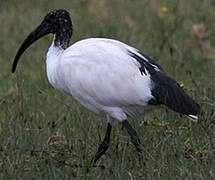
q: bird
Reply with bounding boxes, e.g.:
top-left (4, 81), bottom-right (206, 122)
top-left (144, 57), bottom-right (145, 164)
top-left (12, 9), bottom-right (200, 164)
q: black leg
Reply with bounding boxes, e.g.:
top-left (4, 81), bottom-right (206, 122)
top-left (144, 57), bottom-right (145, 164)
top-left (122, 120), bottom-right (142, 153)
top-left (91, 123), bottom-right (112, 165)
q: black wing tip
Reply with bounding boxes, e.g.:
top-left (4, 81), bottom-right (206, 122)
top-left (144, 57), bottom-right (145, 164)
top-left (187, 102), bottom-right (201, 121)
top-left (187, 102), bottom-right (201, 120)
top-left (188, 114), bottom-right (198, 121)
top-left (151, 72), bottom-right (201, 120)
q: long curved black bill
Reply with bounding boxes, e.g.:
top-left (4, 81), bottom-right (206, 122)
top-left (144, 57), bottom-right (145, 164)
top-left (12, 23), bottom-right (49, 73)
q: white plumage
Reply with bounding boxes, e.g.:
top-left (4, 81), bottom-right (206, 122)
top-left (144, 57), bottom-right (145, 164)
top-left (47, 38), bottom-right (154, 121)
top-left (12, 9), bottom-right (200, 164)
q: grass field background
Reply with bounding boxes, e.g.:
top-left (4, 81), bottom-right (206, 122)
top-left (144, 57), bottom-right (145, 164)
top-left (0, 0), bottom-right (215, 179)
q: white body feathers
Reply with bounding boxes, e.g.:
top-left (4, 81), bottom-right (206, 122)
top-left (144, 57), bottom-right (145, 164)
top-left (46, 38), bottom-right (155, 121)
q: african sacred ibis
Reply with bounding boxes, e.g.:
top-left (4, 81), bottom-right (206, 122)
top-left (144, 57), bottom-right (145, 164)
top-left (12, 9), bottom-right (200, 164)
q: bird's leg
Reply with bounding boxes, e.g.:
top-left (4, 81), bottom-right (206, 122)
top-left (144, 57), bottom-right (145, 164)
top-left (91, 123), bottom-right (112, 165)
top-left (122, 120), bottom-right (142, 154)
top-left (123, 120), bottom-right (146, 170)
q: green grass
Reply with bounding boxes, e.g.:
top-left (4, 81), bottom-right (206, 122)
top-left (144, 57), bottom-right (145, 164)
top-left (0, 0), bottom-right (215, 179)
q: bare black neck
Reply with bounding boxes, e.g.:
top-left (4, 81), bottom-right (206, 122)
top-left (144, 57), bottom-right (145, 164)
top-left (43, 10), bottom-right (73, 49)
top-left (54, 18), bottom-right (73, 49)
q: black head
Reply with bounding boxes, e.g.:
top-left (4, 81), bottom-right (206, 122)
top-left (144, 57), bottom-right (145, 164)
top-left (12, 9), bottom-right (73, 73)
top-left (43, 9), bottom-right (73, 48)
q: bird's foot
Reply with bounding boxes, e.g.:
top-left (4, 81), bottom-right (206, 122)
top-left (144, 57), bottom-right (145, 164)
top-left (90, 140), bottom-right (109, 165)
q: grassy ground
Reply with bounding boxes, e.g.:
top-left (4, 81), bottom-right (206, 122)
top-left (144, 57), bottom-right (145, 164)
top-left (0, 0), bottom-right (215, 179)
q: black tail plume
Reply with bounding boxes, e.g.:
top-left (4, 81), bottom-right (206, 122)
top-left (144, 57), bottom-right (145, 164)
top-left (150, 72), bottom-right (200, 120)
